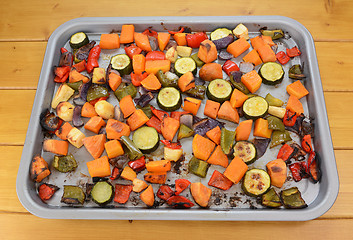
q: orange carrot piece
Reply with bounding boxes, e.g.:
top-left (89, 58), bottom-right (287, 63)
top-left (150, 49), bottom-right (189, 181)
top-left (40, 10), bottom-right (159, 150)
top-left (241, 70), bottom-right (262, 93)
top-left (86, 156), bottom-right (111, 178)
top-left (121, 166), bottom-right (137, 181)
top-left (140, 72), bottom-right (162, 90)
top-left (173, 33), bottom-right (187, 46)
top-left (82, 134), bottom-right (106, 159)
top-left (108, 72), bottom-right (122, 92)
top-left (286, 95), bottom-right (304, 114)
top-left (266, 159), bottom-right (287, 188)
top-left (134, 32), bottom-right (152, 52)
top-left (127, 109), bottom-right (150, 131)
top-left (242, 49), bottom-right (263, 66)
top-left (178, 71), bottom-right (195, 92)
top-left (30, 155), bottom-right (51, 182)
top-left (144, 60), bottom-right (171, 75)
top-left (206, 126), bottom-right (221, 145)
top-left (132, 54), bottom-right (146, 74)
top-left (286, 80), bottom-right (309, 99)
top-left (43, 139), bottom-right (68, 156)
top-left (81, 102), bottom-right (98, 118)
top-left (119, 95), bottom-right (136, 118)
top-left (227, 37), bottom-right (251, 58)
top-left (235, 120), bottom-right (253, 141)
top-left (106, 119), bottom-right (131, 140)
top-left (217, 101), bottom-right (239, 123)
top-left (250, 36), bottom-right (276, 63)
top-left (192, 134), bottom-right (216, 161)
top-left (158, 32), bottom-right (171, 51)
top-left (146, 160), bottom-right (171, 172)
top-left (144, 172), bottom-right (167, 184)
top-left (207, 145), bottom-right (229, 168)
top-left (104, 140), bottom-right (124, 159)
top-left (99, 33), bottom-right (120, 49)
top-left (198, 62), bottom-right (223, 82)
top-left (223, 156), bottom-right (248, 183)
top-left (55, 122), bottom-right (73, 140)
top-left (190, 182), bottom-right (212, 208)
top-left (84, 116), bottom-right (106, 134)
top-left (140, 185), bottom-right (155, 207)
top-left (69, 69), bottom-right (89, 83)
top-left (204, 99), bottom-right (221, 119)
top-left (230, 88), bottom-right (249, 108)
top-left (161, 117), bottom-right (180, 141)
top-left (262, 35), bottom-right (276, 47)
top-left (198, 40), bottom-right (218, 63)
top-left (182, 97), bottom-right (202, 116)
top-left (120, 24), bottom-right (135, 44)
top-left (253, 118), bottom-right (273, 138)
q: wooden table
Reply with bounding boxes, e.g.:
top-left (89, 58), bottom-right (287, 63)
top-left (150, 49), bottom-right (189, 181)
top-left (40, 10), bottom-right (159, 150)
top-left (1, 0), bottom-right (352, 239)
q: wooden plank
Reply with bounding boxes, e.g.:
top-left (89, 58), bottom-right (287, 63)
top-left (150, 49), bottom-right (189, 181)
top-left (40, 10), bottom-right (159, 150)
top-left (0, 0), bottom-right (353, 41)
top-left (0, 213), bottom-right (352, 240)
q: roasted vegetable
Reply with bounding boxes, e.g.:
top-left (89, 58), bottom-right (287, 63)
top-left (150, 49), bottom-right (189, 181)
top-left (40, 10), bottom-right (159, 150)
top-left (288, 64), bottom-right (305, 80)
top-left (61, 185), bottom-right (85, 205)
top-left (120, 135), bottom-right (144, 160)
top-left (56, 101), bottom-right (74, 122)
top-left (260, 28), bottom-right (284, 40)
top-left (280, 187), bottom-right (307, 209)
top-left (40, 109), bottom-right (62, 132)
top-left (30, 155), bottom-right (51, 182)
top-left (114, 83), bottom-right (137, 101)
top-left (185, 85), bottom-right (206, 100)
top-left (38, 183), bottom-right (59, 202)
top-left (233, 141), bottom-right (257, 165)
top-left (177, 124), bottom-right (194, 140)
top-left (91, 181), bottom-right (114, 206)
top-left (132, 126), bottom-right (160, 154)
top-left (167, 195), bottom-right (194, 209)
top-left (220, 128), bottom-right (236, 155)
top-left (51, 84), bottom-right (75, 109)
top-left (188, 157), bottom-right (209, 178)
top-left (270, 130), bottom-right (292, 148)
top-left (190, 182), bottom-right (212, 208)
top-left (242, 169), bottom-right (271, 197)
top-left (266, 116), bottom-right (285, 131)
top-left (252, 138), bottom-right (271, 159)
top-left (74, 41), bottom-right (95, 63)
top-left (86, 84), bottom-right (109, 102)
top-left (94, 100), bottom-right (114, 119)
top-left (70, 32), bottom-right (89, 49)
top-left (242, 96), bottom-right (269, 119)
top-left (261, 188), bottom-right (282, 208)
top-left (52, 154), bottom-right (77, 173)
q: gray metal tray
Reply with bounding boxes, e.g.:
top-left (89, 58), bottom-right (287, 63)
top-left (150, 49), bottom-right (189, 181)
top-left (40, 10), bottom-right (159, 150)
top-left (16, 16), bottom-right (339, 220)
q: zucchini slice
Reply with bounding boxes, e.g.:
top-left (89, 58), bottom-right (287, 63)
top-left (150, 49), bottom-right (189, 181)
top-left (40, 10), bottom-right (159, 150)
top-left (132, 126), bottom-right (160, 154)
top-left (242, 169), bottom-right (271, 197)
top-left (242, 96), bottom-right (269, 119)
top-left (69, 32), bottom-right (89, 49)
top-left (206, 79), bottom-right (232, 103)
top-left (157, 87), bottom-right (182, 111)
top-left (210, 28), bottom-right (233, 41)
top-left (233, 141), bottom-right (257, 165)
top-left (259, 62), bottom-right (284, 85)
top-left (174, 57), bottom-right (197, 77)
top-left (90, 181), bottom-right (114, 206)
top-left (110, 54), bottom-right (132, 76)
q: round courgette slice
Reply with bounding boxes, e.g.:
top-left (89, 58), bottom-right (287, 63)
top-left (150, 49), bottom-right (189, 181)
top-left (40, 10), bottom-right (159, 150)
top-left (91, 181), bottom-right (114, 206)
top-left (69, 32), bottom-right (89, 49)
top-left (110, 54), bottom-right (132, 76)
top-left (210, 28), bottom-right (233, 41)
top-left (259, 62), bottom-right (284, 85)
top-left (157, 87), bottom-right (182, 111)
top-left (174, 57), bottom-right (197, 77)
top-left (242, 169), bottom-right (271, 197)
top-left (132, 126), bottom-right (160, 154)
top-left (233, 141), bottom-right (257, 165)
top-left (242, 96), bottom-right (269, 119)
top-left (206, 79), bottom-right (232, 103)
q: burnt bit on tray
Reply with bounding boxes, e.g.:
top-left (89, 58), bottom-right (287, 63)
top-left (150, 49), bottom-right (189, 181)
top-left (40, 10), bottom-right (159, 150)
top-left (229, 193), bottom-right (242, 207)
top-left (212, 192), bottom-right (227, 206)
top-left (172, 154), bottom-right (186, 174)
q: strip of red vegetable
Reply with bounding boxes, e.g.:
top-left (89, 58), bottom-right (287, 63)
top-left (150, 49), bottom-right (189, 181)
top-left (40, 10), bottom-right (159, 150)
top-left (109, 167), bottom-right (121, 180)
top-left (160, 140), bottom-right (182, 149)
top-left (277, 143), bottom-right (294, 162)
top-left (131, 72), bottom-right (148, 87)
top-left (175, 179), bottom-right (191, 195)
top-left (128, 156), bottom-right (146, 172)
top-left (125, 44), bottom-right (142, 59)
top-left (287, 46), bottom-right (301, 57)
top-left (146, 116), bottom-right (162, 133)
top-left (38, 183), bottom-right (59, 201)
top-left (283, 109), bottom-right (298, 127)
top-left (168, 27), bottom-right (184, 35)
top-left (276, 51), bottom-right (290, 65)
top-left (142, 28), bottom-right (158, 38)
top-left (301, 135), bottom-right (313, 153)
top-left (150, 106), bottom-right (169, 121)
top-left (222, 60), bottom-right (240, 76)
top-left (208, 170), bottom-right (233, 191)
top-left (72, 60), bottom-right (87, 72)
top-left (157, 185), bottom-right (175, 201)
top-left (167, 195), bottom-right (194, 208)
top-left (170, 111), bottom-right (189, 121)
top-left (145, 51), bottom-right (165, 61)
top-left (114, 184), bottom-right (133, 204)
top-left (186, 32), bottom-right (208, 48)
top-left (86, 45), bottom-right (101, 73)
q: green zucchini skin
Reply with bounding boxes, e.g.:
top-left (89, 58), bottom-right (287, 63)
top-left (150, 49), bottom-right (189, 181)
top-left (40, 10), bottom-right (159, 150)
top-left (206, 79), bottom-right (232, 103)
top-left (132, 126), bottom-right (160, 154)
top-left (258, 62), bottom-right (284, 85)
top-left (242, 96), bottom-right (269, 120)
top-left (233, 141), bottom-right (257, 165)
top-left (174, 57), bottom-right (197, 77)
top-left (90, 181), bottom-right (114, 206)
top-left (242, 169), bottom-right (271, 197)
top-left (70, 32), bottom-right (89, 49)
top-left (157, 87), bottom-right (182, 111)
top-left (110, 54), bottom-right (132, 76)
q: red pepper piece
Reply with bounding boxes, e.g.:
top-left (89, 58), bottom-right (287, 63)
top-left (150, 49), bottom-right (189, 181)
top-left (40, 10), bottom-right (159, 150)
top-left (54, 72), bottom-right (69, 83)
top-left (277, 143), bottom-right (294, 162)
top-left (308, 152), bottom-right (321, 183)
top-left (170, 111), bottom-right (189, 121)
top-left (86, 45), bottom-right (101, 73)
top-left (38, 183), bottom-right (59, 201)
top-left (145, 51), bottom-right (166, 61)
top-left (125, 44), bottom-right (142, 59)
top-left (128, 156), bottom-right (146, 172)
top-left (72, 60), bottom-right (87, 72)
top-left (54, 66), bottom-right (71, 79)
top-left (186, 32), bottom-right (208, 48)
top-left (110, 167), bottom-right (121, 180)
top-left (142, 28), bottom-right (158, 38)
top-left (167, 195), bottom-right (194, 208)
top-left (114, 184), bottom-right (133, 204)
top-left (208, 170), bottom-right (233, 191)
top-left (301, 134), bottom-right (313, 153)
top-left (157, 185), bottom-right (175, 201)
top-left (286, 46), bottom-right (301, 57)
top-left (289, 163), bottom-right (302, 182)
top-left (60, 47), bottom-right (68, 53)
top-left (276, 51), bottom-right (290, 65)
top-left (160, 140), bottom-right (182, 149)
top-left (150, 106), bottom-right (169, 121)
top-left (222, 60), bottom-right (240, 76)
top-left (283, 109), bottom-right (298, 127)
top-left (168, 27), bottom-right (185, 35)
top-left (89, 96), bottom-right (109, 106)
top-left (175, 179), bottom-right (191, 195)
top-left (131, 71), bottom-right (148, 87)
top-left (146, 116), bottom-right (162, 133)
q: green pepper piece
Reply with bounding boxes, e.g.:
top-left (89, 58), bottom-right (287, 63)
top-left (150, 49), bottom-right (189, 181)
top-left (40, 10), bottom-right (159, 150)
top-left (260, 29), bottom-right (284, 40)
top-left (114, 83), bottom-right (137, 101)
top-left (280, 187), bottom-right (307, 209)
top-left (270, 130), bottom-right (292, 148)
top-left (266, 116), bottom-right (285, 132)
top-left (177, 124), bottom-right (194, 140)
top-left (220, 128), bottom-right (236, 155)
top-left (156, 70), bottom-right (178, 88)
top-left (229, 78), bottom-right (250, 95)
top-left (265, 93), bottom-right (284, 107)
top-left (185, 85), bottom-right (206, 100)
top-left (61, 185), bottom-right (85, 204)
top-left (261, 188), bottom-right (282, 208)
top-left (86, 84), bottom-right (109, 102)
top-left (52, 154), bottom-right (78, 173)
top-left (191, 52), bottom-right (205, 67)
top-left (66, 80), bottom-right (83, 92)
top-left (137, 104), bottom-right (152, 118)
top-left (188, 157), bottom-right (209, 178)
top-left (288, 65), bottom-right (305, 80)
top-left (120, 135), bottom-right (144, 160)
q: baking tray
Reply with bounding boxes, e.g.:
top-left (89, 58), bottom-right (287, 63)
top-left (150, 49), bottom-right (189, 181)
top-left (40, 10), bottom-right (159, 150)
top-left (16, 16), bottom-right (339, 220)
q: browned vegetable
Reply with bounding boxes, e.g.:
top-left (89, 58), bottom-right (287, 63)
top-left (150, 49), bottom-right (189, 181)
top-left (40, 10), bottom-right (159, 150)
top-left (30, 155), bottom-right (51, 182)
